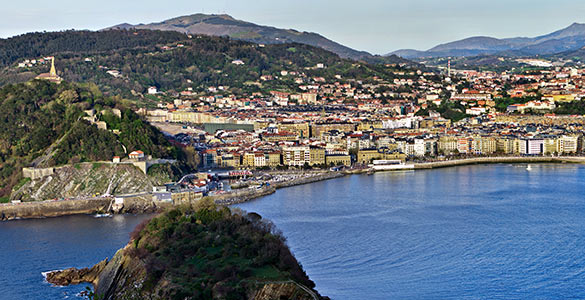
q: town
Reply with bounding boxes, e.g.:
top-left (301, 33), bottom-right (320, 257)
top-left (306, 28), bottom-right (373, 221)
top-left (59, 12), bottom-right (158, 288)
top-left (134, 59), bottom-right (585, 170)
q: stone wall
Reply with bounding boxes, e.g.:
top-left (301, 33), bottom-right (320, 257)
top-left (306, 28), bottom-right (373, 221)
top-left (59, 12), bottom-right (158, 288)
top-left (22, 167), bottom-right (54, 180)
top-left (0, 199), bottom-right (110, 221)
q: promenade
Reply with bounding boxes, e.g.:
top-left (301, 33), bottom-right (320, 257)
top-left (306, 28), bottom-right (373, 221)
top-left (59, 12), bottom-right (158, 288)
top-left (414, 156), bottom-right (585, 170)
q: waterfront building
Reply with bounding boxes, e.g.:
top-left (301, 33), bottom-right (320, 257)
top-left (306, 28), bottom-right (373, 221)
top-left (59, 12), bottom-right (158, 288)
top-left (266, 152), bottom-right (282, 167)
top-left (438, 136), bottom-right (458, 155)
top-left (283, 146), bottom-right (311, 166)
top-left (519, 139), bottom-right (544, 155)
top-left (325, 154), bottom-right (351, 166)
top-left (309, 147), bottom-right (326, 166)
top-left (557, 135), bottom-right (579, 154)
top-left (357, 148), bottom-right (406, 164)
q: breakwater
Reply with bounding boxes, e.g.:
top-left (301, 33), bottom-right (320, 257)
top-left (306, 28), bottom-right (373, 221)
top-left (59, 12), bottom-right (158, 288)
top-left (216, 171), bottom-right (345, 205)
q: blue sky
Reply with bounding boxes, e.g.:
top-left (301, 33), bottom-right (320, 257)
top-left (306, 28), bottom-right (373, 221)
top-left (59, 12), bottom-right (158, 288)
top-left (2, 0), bottom-right (585, 54)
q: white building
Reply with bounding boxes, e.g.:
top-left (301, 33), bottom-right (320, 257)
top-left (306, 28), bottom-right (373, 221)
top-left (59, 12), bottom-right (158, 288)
top-left (148, 86), bottom-right (158, 94)
top-left (519, 139), bottom-right (544, 155)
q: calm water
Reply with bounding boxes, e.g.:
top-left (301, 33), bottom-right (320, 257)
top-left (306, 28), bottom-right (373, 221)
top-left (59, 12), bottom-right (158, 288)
top-left (3, 165), bottom-right (585, 299)
top-left (0, 214), bottom-right (151, 299)
top-left (236, 164), bottom-right (585, 299)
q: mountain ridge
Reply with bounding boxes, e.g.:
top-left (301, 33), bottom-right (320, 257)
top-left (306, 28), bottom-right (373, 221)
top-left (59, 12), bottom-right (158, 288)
top-left (389, 22), bottom-right (585, 58)
top-left (104, 13), bottom-right (410, 65)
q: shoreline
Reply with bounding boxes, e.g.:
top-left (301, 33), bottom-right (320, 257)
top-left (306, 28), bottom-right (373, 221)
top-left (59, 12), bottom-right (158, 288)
top-left (3, 157), bottom-right (585, 221)
top-left (412, 156), bottom-right (585, 170)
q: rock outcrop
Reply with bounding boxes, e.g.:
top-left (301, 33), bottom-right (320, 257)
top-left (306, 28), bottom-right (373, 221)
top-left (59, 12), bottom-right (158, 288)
top-left (45, 205), bottom-right (327, 299)
top-left (46, 258), bottom-right (108, 286)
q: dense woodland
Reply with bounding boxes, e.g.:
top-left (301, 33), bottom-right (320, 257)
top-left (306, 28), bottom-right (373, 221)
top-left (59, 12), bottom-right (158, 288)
top-left (126, 200), bottom-right (316, 300)
top-left (0, 30), bottom-right (187, 67)
top-left (0, 30), bottom-right (413, 98)
top-left (0, 80), bottom-right (185, 200)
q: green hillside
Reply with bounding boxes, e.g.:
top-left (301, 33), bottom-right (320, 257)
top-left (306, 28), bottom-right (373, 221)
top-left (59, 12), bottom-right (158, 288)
top-left (0, 30), bottom-right (414, 98)
top-left (0, 80), bottom-right (183, 199)
top-left (114, 200), bottom-right (321, 299)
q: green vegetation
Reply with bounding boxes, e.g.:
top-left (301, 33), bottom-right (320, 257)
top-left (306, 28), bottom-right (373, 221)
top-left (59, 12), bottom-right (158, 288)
top-left (416, 101), bottom-right (469, 122)
top-left (0, 29), bottom-right (187, 67)
top-left (127, 199), bottom-right (315, 300)
top-left (494, 95), bottom-right (541, 112)
top-left (0, 80), bottom-right (188, 198)
top-left (12, 177), bottom-right (31, 192)
top-left (0, 30), bottom-right (416, 99)
top-left (554, 101), bottom-right (585, 115)
top-left (0, 196), bottom-right (9, 203)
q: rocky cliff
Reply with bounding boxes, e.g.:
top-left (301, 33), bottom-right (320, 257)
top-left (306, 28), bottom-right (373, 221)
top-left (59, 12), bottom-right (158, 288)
top-left (12, 163), bottom-right (157, 201)
top-left (46, 201), bottom-right (327, 299)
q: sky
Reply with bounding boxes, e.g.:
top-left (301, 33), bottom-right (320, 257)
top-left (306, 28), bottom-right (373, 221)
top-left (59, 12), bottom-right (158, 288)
top-left (2, 0), bottom-right (585, 55)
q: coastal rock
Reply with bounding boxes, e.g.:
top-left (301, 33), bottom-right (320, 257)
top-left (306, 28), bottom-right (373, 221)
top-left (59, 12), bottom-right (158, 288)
top-left (46, 204), bottom-right (326, 299)
top-left (251, 282), bottom-right (324, 300)
top-left (46, 258), bottom-right (108, 286)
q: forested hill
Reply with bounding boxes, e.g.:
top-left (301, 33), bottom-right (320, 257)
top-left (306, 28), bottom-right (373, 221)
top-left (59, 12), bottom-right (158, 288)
top-left (0, 80), bottom-right (183, 199)
top-left (92, 200), bottom-right (325, 299)
top-left (0, 30), bottom-right (187, 67)
top-left (0, 29), bottom-right (417, 98)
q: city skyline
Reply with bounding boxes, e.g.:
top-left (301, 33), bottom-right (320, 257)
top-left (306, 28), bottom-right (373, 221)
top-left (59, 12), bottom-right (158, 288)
top-left (1, 0), bottom-right (585, 54)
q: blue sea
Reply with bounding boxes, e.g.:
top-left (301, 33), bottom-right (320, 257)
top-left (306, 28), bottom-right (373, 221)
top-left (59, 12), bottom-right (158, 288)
top-left (3, 164), bottom-right (585, 299)
top-left (236, 164), bottom-right (585, 299)
top-left (0, 214), bottom-right (151, 299)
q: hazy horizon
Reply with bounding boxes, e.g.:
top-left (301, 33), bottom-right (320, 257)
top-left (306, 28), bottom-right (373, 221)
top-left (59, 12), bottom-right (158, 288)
top-left (1, 0), bottom-right (585, 55)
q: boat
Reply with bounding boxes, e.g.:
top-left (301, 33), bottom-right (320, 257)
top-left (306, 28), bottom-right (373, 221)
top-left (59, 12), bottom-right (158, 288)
top-left (526, 165), bottom-right (532, 171)
top-left (368, 160), bottom-right (415, 171)
top-left (94, 213), bottom-right (113, 218)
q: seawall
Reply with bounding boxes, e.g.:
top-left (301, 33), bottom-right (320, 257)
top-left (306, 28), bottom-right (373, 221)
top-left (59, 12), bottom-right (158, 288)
top-left (0, 195), bottom-right (171, 221)
top-left (414, 156), bottom-right (585, 170)
top-left (216, 171), bottom-right (345, 205)
top-left (0, 199), bottom-right (111, 221)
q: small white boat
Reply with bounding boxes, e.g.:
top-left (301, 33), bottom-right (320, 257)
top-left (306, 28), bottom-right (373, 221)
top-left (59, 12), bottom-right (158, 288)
top-left (94, 213), bottom-right (112, 218)
top-left (526, 165), bottom-right (532, 171)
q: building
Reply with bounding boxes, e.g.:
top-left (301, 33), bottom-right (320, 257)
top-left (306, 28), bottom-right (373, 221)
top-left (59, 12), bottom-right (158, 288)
top-left (277, 122), bottom-right (310, 138)
top-left (261, 131), bottom-right (298, 142)
top-left (35, 57), bottom-right (62, 83)
top-left (438, 136), bottom-right (458, 155)
top-left (357, 148), bottom-right (406, 164)
top-left (507, 101), bottom-right (555, 113)
top-left (557, 135), bottom-right (579, 154)
top-left (266, 152), bottom-right (282, 167)
top-left (519, 139), bottom-right (544, 155)
top-left (457, 138), bottom-right (473, 154)
top-left (253, 153), bottom-right (267, 167)
top-left (148, 86), bottom-right (158, 94)
top-left (283, 146), bottom-right (310, 166)
top-left (129, 150), bottom-right (145, 161)
top-left (451, 91), bottom-right (492, 102)
top-left (309, 147), bottom-right (326, 166)
top-left (311, 122), bottom-right (356, 138)
top-left (325, 154), bottom-right (351, 166)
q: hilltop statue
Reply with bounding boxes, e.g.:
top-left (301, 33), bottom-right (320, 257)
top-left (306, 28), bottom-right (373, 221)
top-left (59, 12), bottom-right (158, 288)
top-left (35, 56), bottom-right (62, 83)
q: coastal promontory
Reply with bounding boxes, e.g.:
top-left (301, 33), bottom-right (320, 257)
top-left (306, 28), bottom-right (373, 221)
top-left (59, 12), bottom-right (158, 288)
top-left (47, 199), bottom-right (326, 300)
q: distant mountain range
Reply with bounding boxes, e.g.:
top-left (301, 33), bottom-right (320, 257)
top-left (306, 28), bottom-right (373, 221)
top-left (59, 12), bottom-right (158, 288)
top-left (104, 13), bottom-right (410, 65)
top-left (389, 23), bottom-right (585, 59)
